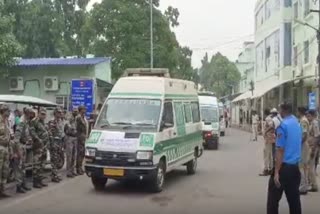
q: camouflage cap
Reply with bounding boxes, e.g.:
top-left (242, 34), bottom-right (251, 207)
top-left (0, 104), bottom-right (9, 111)
top-left (39, 108), bottom-right (47, 114)
top-left (54, 106), bottom-right (63, 113)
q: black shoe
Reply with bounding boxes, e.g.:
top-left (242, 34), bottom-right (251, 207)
top-left (21, 184), bottom-right (31, 191)
top-left (67, 174), bottom-right (74, 178)
top-left (309, 188), bottom-right (318, 192)
top-left (33, 182), bottom-right (43, 189)
top-left (300, 191), bottom-right (308, 195)
top-left (259, 170), bottom-right (269, 176)
top-left (40, 180), bottom-right (48, 187)
top-left (77, 170), bottom-right (84, 175)
top-left (52, 177), bottom-right (60, 183)
top-left (72, 172), bottom-right (78, 176)
top-left (17, 186), bottom-right (27, 194)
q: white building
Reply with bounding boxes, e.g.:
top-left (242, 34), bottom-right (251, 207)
top-left (292, 0), bottom-right (319, 108)
top-left (233, 0), bottom-right (294, 120)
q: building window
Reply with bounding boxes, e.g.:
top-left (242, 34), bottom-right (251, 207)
top-left (265, 0), bottom-right (271, 19)
top-left (56, 96), bottom-right (70, 110)
top-left (284, 23), bottom-right (292, 66)
top-left (284, 0), bottom-right (292, 7)
top-left (293, 46), bottom-right (298, 66)
top-left (294, 2), bottom-right (298, 19)
top-left (275, 0), bottom-right (281, 10)
top-left (304, 0), bottom-right (310, 17)
top-left (304, 40), bottom-right (309, 64)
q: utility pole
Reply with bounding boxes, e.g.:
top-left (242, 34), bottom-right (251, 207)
top-left (310, 1), bottom-right (320, 106)
top-left (150, 0), bottom-right (154, 69)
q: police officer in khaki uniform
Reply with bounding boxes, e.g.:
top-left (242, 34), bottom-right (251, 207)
top-left (261, 109), bottom-right (275, 176)
top-left (297, 107), bottom-right (310, 195)
top-left (76, 106), bottom-right (88, 175)
top-left (252, 110), bottom-right (259, 141)
top-left (306, 109), bottom-right (319, 192)
top-left (64, 108), bottom-right (78, 178)
top-left (0, 105), bottom-right (11, 194)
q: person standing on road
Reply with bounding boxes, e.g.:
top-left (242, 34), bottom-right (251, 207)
top-left (297, 107), bottom-right (310, 195)
top-left (76, 106), bottom-right (88, 175)
top-left (14, 108), bottom-right (33, 193)
top-left (260, 109), bottom-right (275, 176)
top-left (306, 109), bottom-right (319, 192)
top-left (0, 105), bottom-right (11, 195)
top-left (48, 107), bottom-right (64, 183)
top-left (29, 108), bottom-right (49, 188)
top-left (267, 103), bottom-right (302, 214)
top-left (64, 108), bottom-right (78, 178)
top-left (252, 110), bottom-right (259, 141)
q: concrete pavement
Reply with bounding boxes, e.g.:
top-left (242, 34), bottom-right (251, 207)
top-left (0, 128), bottom-right (319, 214)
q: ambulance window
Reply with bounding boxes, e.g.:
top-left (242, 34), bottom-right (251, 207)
top-left (191, 102), bottom-right (200, 123)
top-left (162, 102), bottom-right (174, 125)
top-left (184, 103), bottom-right (192, 123)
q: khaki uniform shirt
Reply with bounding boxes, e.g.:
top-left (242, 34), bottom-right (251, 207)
top-left (264, 115), bottom-right (275, 144)
top-left (308, 119), bottom-right (320, 148)
top-left (300, 116), bottom-right (309, 143)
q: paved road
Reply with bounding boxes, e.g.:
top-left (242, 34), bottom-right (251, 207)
top-left (1, 129), bottom-right (319, 214)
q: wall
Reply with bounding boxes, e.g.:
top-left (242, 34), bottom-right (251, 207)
top-left (94, 61), bottom-right (112, 83)
top-left (0, 65), bottom-right (95, 105)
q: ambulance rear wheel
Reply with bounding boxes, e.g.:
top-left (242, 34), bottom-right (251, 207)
top-left (92, 176), bottom-right (108, 191)
top-left (186, 151), bottom-right (198, 175)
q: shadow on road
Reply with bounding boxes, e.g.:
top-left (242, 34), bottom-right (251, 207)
top-left (88, 169), bottom-right (195, 196)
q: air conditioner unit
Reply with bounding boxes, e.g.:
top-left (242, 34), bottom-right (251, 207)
top-left (9, 76), bottom-right (24, 91)
top-left (44, 76), bottom-right (59, 91)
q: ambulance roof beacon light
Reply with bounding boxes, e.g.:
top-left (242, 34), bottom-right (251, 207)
top-left (122, 68), bottom-right (170, 78)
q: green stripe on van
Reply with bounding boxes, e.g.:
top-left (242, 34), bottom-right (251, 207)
top-left (154, 131), bottom-right (202, 156)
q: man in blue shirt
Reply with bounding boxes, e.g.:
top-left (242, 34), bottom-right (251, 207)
top-left (267, 103), bottom-right (302, 214)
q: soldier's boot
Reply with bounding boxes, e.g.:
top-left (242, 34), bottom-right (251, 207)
top-left (39, 179), bottom-right (48, 187)
top-left (51, 177), bottom-right (60, 183)
top-left (17, 185), bottom-right (27, 194)
top-left (33, 178), bottom-right (43, 189)
top-left (21, 183), bottom-right (31, 191)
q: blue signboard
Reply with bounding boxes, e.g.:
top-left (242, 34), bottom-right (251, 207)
top-left (309, 92), bottom-right (316, 110)
top-left (71, 79), bottom-right (94, 118)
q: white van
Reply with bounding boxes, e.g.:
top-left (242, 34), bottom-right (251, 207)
top-left (198, 93), bottom-right (220, 150)
top-left (85, 69), bottom-right (203, 193)
top-left (218, 102), bottom-right (226, 136)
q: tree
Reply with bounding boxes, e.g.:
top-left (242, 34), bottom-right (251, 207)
top-left (0, 1), bottom-right (21, 74)
top-left (89, 0), bottom-right (194, 80)
top-left (199, 52), bottom-right (240, 97)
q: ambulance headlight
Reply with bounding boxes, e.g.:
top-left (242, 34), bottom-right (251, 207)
top-left (85, 147), bottom-right (96, 157)
top-left (136, 151), bottom-right (153, 160)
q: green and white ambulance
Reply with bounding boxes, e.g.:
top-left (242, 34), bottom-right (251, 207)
top-left (85, 69), bottom-right (203, 192)
top-left (198, 92), bottom-right (220, 150)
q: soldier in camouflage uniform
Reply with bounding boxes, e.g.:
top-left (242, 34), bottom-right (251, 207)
top-left (0, 105), bottom-right (11, 194)
top-left (14, 108), bottom-right (33, 193)
top-left (64, 108), bottom-right (78, 177)
top-left (48, 107), bottom-right (64, 182)
top-left (76, 106), bottom-right (88, 175)
top-left (30, 108), bottom-right (49, 188)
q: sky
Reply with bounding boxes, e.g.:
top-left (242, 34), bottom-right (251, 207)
top-left (88, 0), bottom-right (256, 68)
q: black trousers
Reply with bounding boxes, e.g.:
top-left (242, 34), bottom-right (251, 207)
top-left (267, 164), bottom-right (301, 214)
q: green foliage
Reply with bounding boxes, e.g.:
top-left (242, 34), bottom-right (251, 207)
top-left (0, 1), bottom-right (22, 72)
top-left (200, 52), bottom-right (241, 97)
top-left (1, 0), bottom-right (195, 81)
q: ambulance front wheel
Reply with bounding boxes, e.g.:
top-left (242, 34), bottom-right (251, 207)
top-left (92, 176), bottom-right (108, 191)
top-left (150, 159), bottom-right (166, 193)
top-left (186, 150), bottom-right (198, 175)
